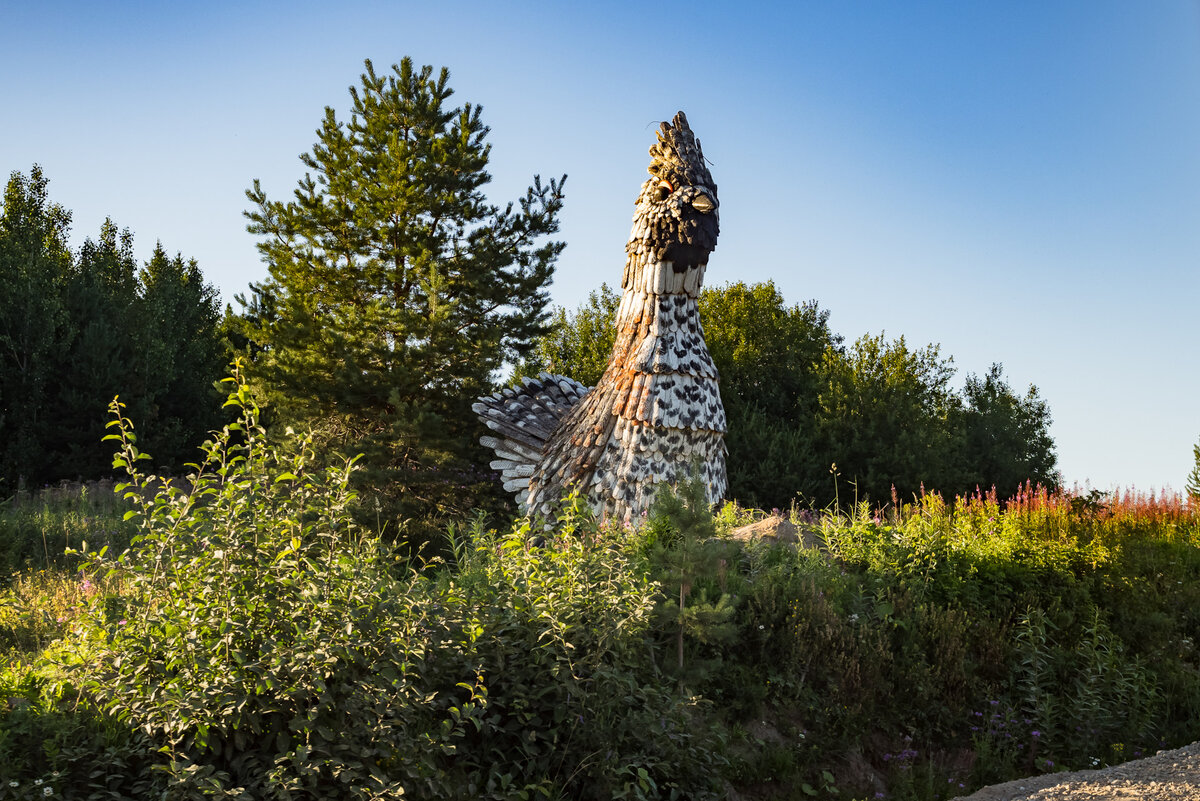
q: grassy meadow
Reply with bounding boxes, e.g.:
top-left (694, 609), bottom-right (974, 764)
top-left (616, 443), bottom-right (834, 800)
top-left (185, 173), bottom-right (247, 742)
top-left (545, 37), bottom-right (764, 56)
top-left (1, 394), bottom-right (1199, 800)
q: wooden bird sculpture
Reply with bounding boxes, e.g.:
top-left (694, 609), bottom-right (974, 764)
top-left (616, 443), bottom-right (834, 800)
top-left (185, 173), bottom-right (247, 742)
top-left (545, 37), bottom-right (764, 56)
top-left (473, 111), bottom-right (725, 525)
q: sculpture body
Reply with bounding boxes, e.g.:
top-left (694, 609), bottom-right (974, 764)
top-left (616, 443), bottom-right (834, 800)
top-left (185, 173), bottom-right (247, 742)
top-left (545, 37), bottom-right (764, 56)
top-left (473, 112), bottom-right (725, 524)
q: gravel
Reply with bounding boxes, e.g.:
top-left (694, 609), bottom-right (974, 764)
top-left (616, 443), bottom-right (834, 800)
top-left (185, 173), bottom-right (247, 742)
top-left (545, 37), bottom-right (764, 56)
top-left (949, 741), bottom-right (1200, 801)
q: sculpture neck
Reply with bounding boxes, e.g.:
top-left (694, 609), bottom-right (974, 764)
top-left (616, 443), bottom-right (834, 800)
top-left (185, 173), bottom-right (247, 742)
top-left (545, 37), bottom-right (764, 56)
top-left (618, 253), bottom-right (706, 314)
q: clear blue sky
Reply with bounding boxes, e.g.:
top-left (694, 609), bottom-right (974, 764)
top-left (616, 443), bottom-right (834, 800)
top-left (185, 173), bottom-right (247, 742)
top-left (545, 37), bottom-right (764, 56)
top-left (3, 1), bottom-right (1199, 493)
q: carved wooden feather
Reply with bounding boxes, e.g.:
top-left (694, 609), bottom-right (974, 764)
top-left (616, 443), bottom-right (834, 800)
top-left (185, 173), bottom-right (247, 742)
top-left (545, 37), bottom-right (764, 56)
top-left (474, 111), bottom-right (726, 524)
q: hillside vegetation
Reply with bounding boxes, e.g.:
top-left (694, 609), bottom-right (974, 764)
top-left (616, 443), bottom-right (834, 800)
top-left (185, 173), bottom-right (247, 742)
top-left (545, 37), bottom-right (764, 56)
top-left (0, 372), bottom-right (1196, 800)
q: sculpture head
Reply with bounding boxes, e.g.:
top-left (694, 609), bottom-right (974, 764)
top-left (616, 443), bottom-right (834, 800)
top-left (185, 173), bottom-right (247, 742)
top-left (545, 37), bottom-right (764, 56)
top-left (630, 111), bottom-right (719, 274)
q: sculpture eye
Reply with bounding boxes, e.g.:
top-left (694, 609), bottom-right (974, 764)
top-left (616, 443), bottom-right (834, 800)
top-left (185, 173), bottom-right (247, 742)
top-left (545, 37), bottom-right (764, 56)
top-left (653, 180), bottom-right (673, 202)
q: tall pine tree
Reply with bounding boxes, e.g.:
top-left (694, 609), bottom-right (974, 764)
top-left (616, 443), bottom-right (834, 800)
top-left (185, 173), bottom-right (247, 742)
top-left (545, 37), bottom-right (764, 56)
top-left (136, 243), bottom-right (225, 466)
top-left (240, 58), bottom-right (565, 535)
top-left (47, 218), bottom-right (141, 478)
top-left (0, 167), bottom-right (74, 491)
top-left (1186, 438), bottom-right (1200, 501)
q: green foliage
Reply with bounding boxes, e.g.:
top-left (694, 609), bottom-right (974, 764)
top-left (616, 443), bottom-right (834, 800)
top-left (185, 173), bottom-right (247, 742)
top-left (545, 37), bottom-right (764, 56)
top-left (817, 333), bottom-right (963, 504)
top-left (521, 280), bottom-right (1058, 509)
top-left (1187, 438), bottom-right (1200, 500)
top-left (514, 283), bottom-right (619, 387)
top-left (135, 242), bottom-right (228, 464)
top-left (0, 167), bottom-right (226, 493)
top-left (239, 58), bottom-right (566, 540)
top-left (0, 660), bottom-right (153, 796)
top-left (0, 166), bottom-right (74, 491)
top-left (0, 367), bottom-right (723, 798)
top-left (1012, 608), bottom-right (1161, 771)
top-left (433, 514), bottom-right (726, 800)
top-left (958, 364), bottom-right (1058, 498)
top-left (82, 369), bottom-right (468, 797)
top-left (47, 219), bottom-right (142, 480)
top-left (0, 361), bottom-right (1188, 800)
top-left (645, 472), bottom-right (739, 680)
top-left (699, 282), bottom-right (840, 508)
top-left (1, 481), bottom-right (1198, 799)
top-left (0, 481), bottom-right (134, 576)
top-left (725, 491), bottom-right (1194, 796)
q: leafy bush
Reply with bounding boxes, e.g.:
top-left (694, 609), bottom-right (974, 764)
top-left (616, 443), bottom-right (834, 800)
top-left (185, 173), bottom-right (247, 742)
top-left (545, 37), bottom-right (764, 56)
top-left (0, 366), bottom-right (725, 799)
top-left (76, 371), bottom-right (460, 797)
top-left (0, 658), bottom-right (153, 797)
top-left (431, 511), bottom-right (725, 800)
top-left (2, 366), bottom-right (1197, 799)
top-left (641, 471), bottom-right (739, 684)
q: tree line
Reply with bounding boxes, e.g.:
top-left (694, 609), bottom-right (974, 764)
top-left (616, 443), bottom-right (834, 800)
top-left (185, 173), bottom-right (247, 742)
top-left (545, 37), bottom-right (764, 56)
top-left (0, 167), bottom-right (227, 494)
top-left (3, 57), bottom-right (1064, 532)
top-left (519, 281), bottom-right (1059, 510)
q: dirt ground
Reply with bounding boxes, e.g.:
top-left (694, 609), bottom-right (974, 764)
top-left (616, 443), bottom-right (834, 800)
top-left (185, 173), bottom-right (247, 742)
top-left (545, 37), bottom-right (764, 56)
top-left (949, 741), bottom-right (1200, 801)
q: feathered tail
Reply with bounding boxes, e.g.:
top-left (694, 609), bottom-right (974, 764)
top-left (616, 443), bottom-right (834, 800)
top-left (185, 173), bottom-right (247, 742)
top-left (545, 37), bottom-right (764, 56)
top-left (473, 372), bottom-right (590, 511)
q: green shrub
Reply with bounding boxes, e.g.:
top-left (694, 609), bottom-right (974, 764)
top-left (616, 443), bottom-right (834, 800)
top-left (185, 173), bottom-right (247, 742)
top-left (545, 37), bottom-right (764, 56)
top-left (0, 658), bottom-right (153, 796)
top-left (3, 366), bottom-right (1199, 801)
top-left (642, 472), bottom-right (740, 685)
top-left (76, 371), bottom-right (460, 797)
top-left (693, 489), bottom-right (1199, 797)
top-left (431, 512), bottom-right (725, 800)
top-left (9, 366), bottom-right (727, 799)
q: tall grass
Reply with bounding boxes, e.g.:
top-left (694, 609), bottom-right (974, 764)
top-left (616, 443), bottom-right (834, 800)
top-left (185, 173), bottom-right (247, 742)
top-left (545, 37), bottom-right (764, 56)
top-left (709, 483), bottom-right (1200, 798)
top-left (1, 474), bottom-right (1198, 799)
top-left (0, 480), bottom-right (135, 576)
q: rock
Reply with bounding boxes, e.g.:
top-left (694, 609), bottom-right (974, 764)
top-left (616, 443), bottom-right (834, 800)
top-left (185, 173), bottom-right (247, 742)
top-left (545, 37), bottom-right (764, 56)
top-left (729, 514), bottom-right (822, 548)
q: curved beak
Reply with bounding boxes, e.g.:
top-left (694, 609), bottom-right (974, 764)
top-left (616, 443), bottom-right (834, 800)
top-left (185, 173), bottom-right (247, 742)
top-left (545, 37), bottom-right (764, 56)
top-left (691, 192), bottom-right (715, 214)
